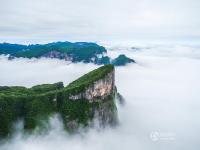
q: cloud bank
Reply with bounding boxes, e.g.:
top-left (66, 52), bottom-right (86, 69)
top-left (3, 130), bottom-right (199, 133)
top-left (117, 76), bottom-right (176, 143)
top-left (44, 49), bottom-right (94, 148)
top-left (0, 0), bottom-right (200, 43)
top-left (0, 43), bottom-right (200, 150)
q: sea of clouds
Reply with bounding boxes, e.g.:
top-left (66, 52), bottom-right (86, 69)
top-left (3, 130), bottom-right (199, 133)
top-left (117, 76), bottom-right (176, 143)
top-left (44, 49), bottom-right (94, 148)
top-left (0, 43), bottom-right (200, 150)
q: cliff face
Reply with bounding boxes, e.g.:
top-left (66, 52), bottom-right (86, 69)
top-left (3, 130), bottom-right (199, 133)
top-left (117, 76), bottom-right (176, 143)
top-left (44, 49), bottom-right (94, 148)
top-left (0, 65), bottom-right (118, 137)
top-left (42, 51), bottom-right (73, 61)
top-left (69, 70), bottom-right (115, 102)
top-left (61, 65), bottom-right (118, 129)
top-left (65, 70), bottom-right (118, 128)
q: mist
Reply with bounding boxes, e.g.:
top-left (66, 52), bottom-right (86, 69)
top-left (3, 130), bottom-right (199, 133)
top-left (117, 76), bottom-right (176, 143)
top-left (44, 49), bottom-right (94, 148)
top-left (0, 43), bottom-right (200, 150)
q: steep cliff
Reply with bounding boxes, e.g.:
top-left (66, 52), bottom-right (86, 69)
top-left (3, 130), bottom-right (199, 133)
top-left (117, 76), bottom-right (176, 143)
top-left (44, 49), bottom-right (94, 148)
top-left (0, 65), bottom-right (118, 137)
top-left (68, 68), bottom-right (114, 101)
top-left (60, 65), bottom-right (117, 129)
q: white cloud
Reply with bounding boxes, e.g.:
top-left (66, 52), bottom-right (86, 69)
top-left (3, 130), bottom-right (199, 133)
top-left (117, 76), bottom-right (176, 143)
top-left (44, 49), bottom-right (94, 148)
top-left (0, 43), bottom-right (200, 150)
top-left (0, 56), bottom-right (98, 87)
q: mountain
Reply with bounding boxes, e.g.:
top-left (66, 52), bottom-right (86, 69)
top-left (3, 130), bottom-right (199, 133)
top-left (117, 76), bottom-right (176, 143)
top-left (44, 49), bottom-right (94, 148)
top-left (0, 42), bottom-right (135, 66)
top-left (0, 65), bottom-right (119, 138)
top-left (112, 54), bottom-right (136, 66)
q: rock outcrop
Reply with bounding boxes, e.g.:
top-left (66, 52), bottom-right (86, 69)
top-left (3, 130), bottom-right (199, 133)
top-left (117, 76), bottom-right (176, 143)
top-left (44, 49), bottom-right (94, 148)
top-left (61, 65), bottom-right (118, 129)
top-left (0, 65), bottom-right (119, 137)
top-left (69, 70), bottom-right (115, 102)
top-left (42, 51), bottom-right (73, 61)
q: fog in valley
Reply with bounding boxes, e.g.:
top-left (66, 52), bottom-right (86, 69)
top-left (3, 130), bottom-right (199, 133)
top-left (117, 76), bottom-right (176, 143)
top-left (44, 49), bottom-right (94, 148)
top-left (0, 43), bottom-right (200, 150)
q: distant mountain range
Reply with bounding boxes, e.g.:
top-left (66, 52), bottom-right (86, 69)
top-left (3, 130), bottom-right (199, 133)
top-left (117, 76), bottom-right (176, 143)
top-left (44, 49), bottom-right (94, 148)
top-left (0, 42), bottom-right (135, 66)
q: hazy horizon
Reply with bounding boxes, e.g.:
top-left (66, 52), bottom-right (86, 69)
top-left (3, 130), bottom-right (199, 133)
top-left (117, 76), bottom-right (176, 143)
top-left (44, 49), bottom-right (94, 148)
top-left (0, 0), bottom-right (200, 43)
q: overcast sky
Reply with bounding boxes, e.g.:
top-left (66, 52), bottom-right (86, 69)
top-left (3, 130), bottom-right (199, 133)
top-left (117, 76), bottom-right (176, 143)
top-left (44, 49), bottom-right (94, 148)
top-left (0, 0), bottom-right (200, 43)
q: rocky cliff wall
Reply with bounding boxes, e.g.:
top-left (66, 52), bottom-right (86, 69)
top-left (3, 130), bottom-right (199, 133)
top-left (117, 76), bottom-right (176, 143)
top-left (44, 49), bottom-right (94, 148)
top-left (61, 67), bottom-right (118, 130)
top-left (69, 70), bottom-right (115, 102)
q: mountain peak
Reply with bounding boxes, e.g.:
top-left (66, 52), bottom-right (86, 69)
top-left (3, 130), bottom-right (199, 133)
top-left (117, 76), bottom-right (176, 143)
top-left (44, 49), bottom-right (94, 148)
top-left (66, 64), bottom-right (115, 101)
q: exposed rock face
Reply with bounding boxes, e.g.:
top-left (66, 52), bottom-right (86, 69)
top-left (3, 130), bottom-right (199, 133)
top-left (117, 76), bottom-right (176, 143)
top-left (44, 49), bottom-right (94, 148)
top-left (116, 92), bottom-right (125, 105)
top-left (42, 51), bottom-right (73, 61)
top-left (69, 70), bottom-right (115, 102)
top-left (94, 97), bottom-right (118, 127)
top-left (42, 50), bottom-right (105, 64)
top-left (63, 66), bottom-right (118, 129)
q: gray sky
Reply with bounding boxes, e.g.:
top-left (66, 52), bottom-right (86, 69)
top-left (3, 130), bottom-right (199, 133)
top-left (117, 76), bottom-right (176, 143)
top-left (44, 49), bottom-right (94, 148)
top-left (0, 0), bottom-right (200, 43)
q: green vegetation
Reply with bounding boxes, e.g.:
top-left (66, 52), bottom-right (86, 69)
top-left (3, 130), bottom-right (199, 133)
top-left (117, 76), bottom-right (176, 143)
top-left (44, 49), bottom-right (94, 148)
top-left (65, 64), bottom-right (114, 95)
top-left (0, 42), bottom-right (107, 63)
top-left (0, 42), bottom-right (136, 66)
top-left (112, 54), bottom-right (135, 66)
top-left (0, 43), bottom-right (27, 55)
top-left (97, 56), bottom-right (111, 65)
top-left (0, 95), bottom-right (24, 137)
top-left (0, 82), bottom-right (64, 97)
top-left (61, 99), bottom-right (98, 127)
top-left (0, 82), bottom-right (63, 137)
top-left (24, 94), bottom-right (56, 130)
top-left (31, 82), bottom-right (64, 93)
top-left (0, 65), bottom-right (116, 137)
top-left (61, 95), bottom-right (117, 130)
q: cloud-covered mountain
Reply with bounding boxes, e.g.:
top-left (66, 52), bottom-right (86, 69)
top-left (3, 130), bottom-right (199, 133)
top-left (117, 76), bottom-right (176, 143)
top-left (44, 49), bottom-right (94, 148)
top-left (0, 43), bottom-right (199, 150)
top-left (0, 42), bottom-right (135, 66)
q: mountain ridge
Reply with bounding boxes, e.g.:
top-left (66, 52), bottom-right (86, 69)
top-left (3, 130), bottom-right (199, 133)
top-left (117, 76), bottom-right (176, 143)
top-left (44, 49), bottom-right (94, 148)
top-left (0, 41), bottom-right (135, 66)
top-left (0, 65), bottom-right (119, 138)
